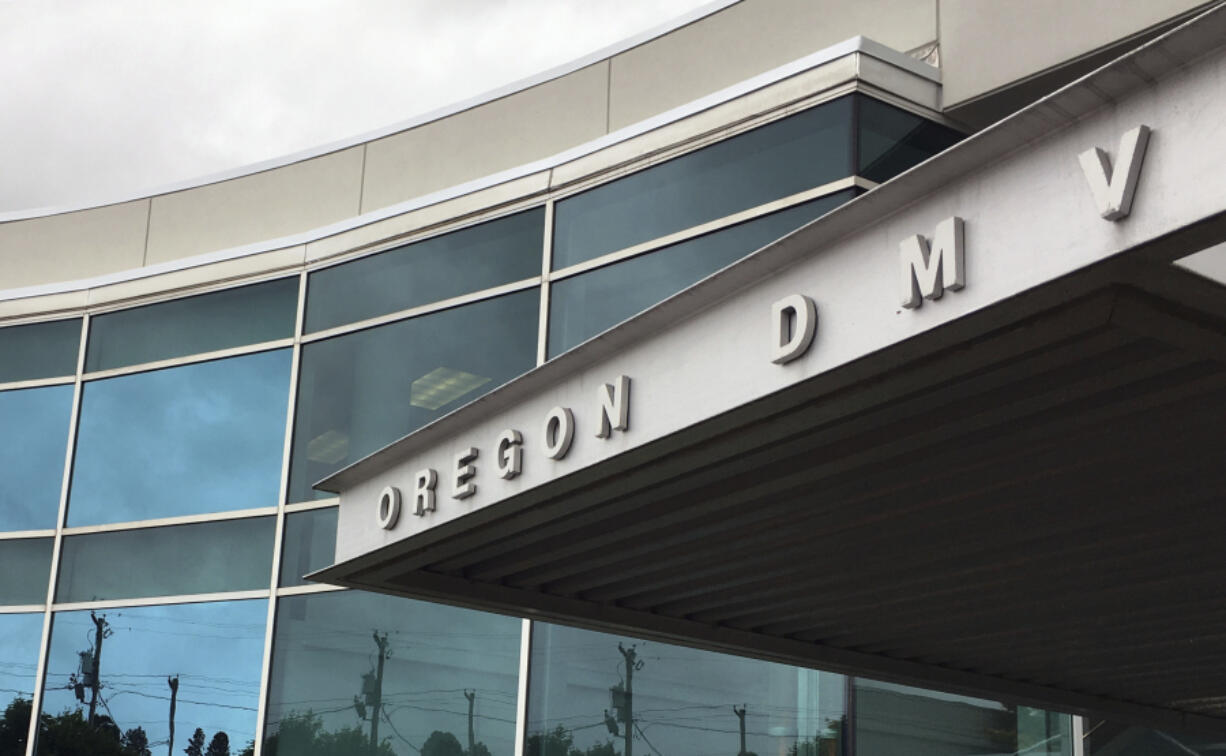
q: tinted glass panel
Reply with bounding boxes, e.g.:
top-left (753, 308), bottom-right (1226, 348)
top-left (290, 289), bottom-right (538, 503)
top-left (853, 679), bottom-right (1071, 756)
top-left (56, 517), bottom-right (275, 602)
top-left (1085, 717), bottom-right (1223, 755)
top-left (69, 349), bottom-right (290, 525)
top-left (553, 96), bottom-right (854, 269)
top-left (38, 599), bottom-right (265, 755)
top-left (0, 537), bottom-right (53, 605)
top-left (265, 591), bottom-right (521, 756)
top-left (856, 95), bottom-right (963, 184)
top-left (549, 191), bottom-right (852, 357)
top-left (85, 277), bottom-right (298, 371)
top-left (0, 318), bottom-right (80, 382)
top-left (0, 612), bottom-right (44, 745)
top-left (529, 623), bottom-right (846, 756)
top-left (0, 384), bottom-right (72, 531)
top-left (306, 208), bottom-right (544, 333)
top-left (278, 507), bottom-right (337, 587)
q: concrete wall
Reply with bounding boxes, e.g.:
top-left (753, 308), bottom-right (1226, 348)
top-left (939, 0), bottom-right (1214, 107)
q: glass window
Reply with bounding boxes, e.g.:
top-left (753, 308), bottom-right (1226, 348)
top-left (0, 384), bottom-right (73, 531)
top-left (0, 537), bottom-right (53, 605)
top-left (0, 612), bottom-right (44, 749)
top-left (528, 623), bottom-right (846, 756)
top-left (85, 277), bottom-right (298, 372)
top-left (556, 96), bottom-right (853, 268)
top-left (37, 599), bottom-right (265, 756)
top-left (290, 289), bottom-right (538, 503)
top-left (69, 349), bottom-right (291, 526)
top-left (549, 191), bottom-right (853, 358)
top-left (279, 507), bottom-right (338, 587)
top-left (856, 95), bottom-right (963, 184)
top-left (553, 96), bottom-right (854, 269)
top-left (1084, 717), bottom-right (1224, 755)
top-left (306, 208), bottom-right (545, 333)
top-left (852, 679), bottom-right (1071, 756)
top-left (265, 591), bottom-right (521, 756)
top-left (0, 318), bottom-right (80, 382)
top-left (56, 517), bottom-right (275, 603)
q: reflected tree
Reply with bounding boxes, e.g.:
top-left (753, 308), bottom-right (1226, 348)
top-left (525, 725), bottom-right (620, 756)
top-left (205, 731), bottom-right (231, 756)
top-left (122, 726), bottom-right (152, 756)
top-left (0, 699), bottom-right (159, 756)
top-left (422, 731), bottom-right (464, 756)
top-left (786, 717), bottom-right (846, 756)
top-left (186, 727), bottom-right (206, 756)
top-left (256, 711), bottom-right (395, 756)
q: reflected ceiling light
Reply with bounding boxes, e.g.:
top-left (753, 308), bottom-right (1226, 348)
top-left (307, 429), bottom-right (350, 464)
top-left (411, 367), bottom-right (491, 411)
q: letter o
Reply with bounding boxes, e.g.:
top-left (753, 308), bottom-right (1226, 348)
top-left (542, 406), bottom-right (575, 460)
top-left (377, 486), bottom-right (401, 530)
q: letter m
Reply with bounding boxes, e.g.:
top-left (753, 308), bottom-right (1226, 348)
top-left (899, 216), bottom-right (964, 309)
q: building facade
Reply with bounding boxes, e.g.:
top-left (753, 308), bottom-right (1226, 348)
top-left (3, 3), bottom-right (1226, 756)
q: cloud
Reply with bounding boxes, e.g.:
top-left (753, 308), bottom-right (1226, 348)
top-left (0, 0), bottom-right (715, 212)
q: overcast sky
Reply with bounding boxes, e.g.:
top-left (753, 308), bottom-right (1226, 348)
top-left (0, 0), bottom-right (719, 214)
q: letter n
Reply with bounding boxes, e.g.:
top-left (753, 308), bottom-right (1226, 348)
top-left (900, 217), bottom-right (965, 310)
top-left (595, 376), bottom-right (630, 438)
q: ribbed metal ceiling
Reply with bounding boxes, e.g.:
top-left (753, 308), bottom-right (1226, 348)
top-left (330, 267), bottom-right (1226, 732)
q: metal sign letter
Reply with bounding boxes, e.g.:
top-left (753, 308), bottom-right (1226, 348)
top-left (595, 376), bottom-right (631, 438)
top-left (770, 294), bottom-right (817, 364)
top-left (900, 216), bottom-right (965, 309)
top-left (1078, 125), bottom-right (1151, 221)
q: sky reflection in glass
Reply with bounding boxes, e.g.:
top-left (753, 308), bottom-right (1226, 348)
top-left (0, 538), bottom-right (53, 605)
top-left (0, 612), bottom-right (43, 710)
top-left (56, 517), bottom-right (275, 603)
top-left (69, 349), bottom-right (291, 526)
top-left (0, 384), bottom-right (73, 531)
top-left (528, 623), bottom-right (846, 756)
top-left (290, 290), bottom-right (538, 503)
top-left (266, 591), bottom-right (521, 756)
top-left (549, 192), bottom-right (853, 357)
top-left (38, 599), bottom-right (266, 756)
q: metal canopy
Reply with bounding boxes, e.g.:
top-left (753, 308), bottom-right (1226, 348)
top-left (314, 4), bottom-right (1226, 735)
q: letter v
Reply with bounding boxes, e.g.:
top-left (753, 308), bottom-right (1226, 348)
top-left (1078, 125), bottom-right (1151, 221)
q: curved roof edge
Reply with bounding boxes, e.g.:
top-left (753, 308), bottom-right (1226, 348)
top-left (0, 36), bottom-right (938, 305)
top-left (0, 0), bottom-right (741, 224)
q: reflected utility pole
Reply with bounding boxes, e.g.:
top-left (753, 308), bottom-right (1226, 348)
top-left (465, 689), bottom-right (476, 754)
top-left (363, 632), bottom-right (391, 749)
top-left (167, 676), bottom-right (179, 756)
top-left (616, 644), bottom-right (643, 756)
top-left (85, 612), bottom-right (111, 726)
top-left (733, 705), bottom-right (747, 756)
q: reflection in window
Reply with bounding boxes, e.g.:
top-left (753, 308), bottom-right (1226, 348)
top-left (856, 95), bottom-right (963, 184)
top-left (1083, 717), bottom-right (1226, 755)
top-left (528, 623), bottom-right (846, 756)
top-left (0, 384), bottom-right (73, 531)
top-left (289, 289), bottom-right (538, 503)
top-left (0, 537), bottom-right (53, 605)
top-left (306, 208), bottom-right (545, 333)
top-left (852, 679), bottom-right (1071, 756)
top-left (552, 97), bottom-right (853, 270)
top-left (279, 507), bottom-right (338, 587)
top-left (0, 612), bottom-right (44, 751)
top-left (69, 349), bottom-right (291, 525)
top-left (85, 277), bottom-right (299, 372)
top-left (549, 191), bottom-right (853, 357)
top-left (0, 318), bottom-right (80, 383)
top-left (265, 591), bottom-right (521, 756)
top-left (56, 517), bottom-right (275, 603)
top-left (37, 599), bottom-right (266, 756)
